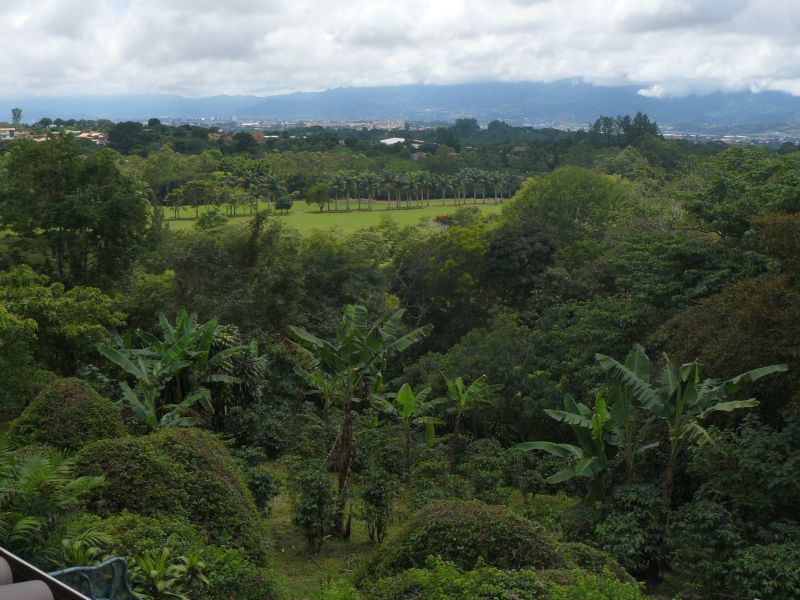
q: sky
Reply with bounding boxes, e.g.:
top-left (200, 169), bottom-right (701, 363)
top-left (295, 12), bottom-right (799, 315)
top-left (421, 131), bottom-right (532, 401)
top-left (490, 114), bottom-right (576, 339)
top-left (2, 0), bottom-right (800, 98)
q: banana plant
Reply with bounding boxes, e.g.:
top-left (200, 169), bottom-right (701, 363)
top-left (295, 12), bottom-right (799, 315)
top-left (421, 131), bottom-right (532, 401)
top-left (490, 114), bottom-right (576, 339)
top-left (596, 345), bottom-right (787, 503)
top-left (517, 392), bottom-right (621, 502)
top-left (376, 383), bottom-right (442, 480)
top-left (600, 344), bottom-right (659, 483)
top-left (289, 304), bottom-right (431, 537)
top-left (439, 374), bottom-right (502, 473)
top-left (97, 309), bottom-right (245, 431)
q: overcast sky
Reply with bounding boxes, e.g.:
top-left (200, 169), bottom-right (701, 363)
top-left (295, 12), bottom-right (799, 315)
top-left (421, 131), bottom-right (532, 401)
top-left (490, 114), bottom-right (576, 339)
top-left (2, 0), bottom-right (800, 98)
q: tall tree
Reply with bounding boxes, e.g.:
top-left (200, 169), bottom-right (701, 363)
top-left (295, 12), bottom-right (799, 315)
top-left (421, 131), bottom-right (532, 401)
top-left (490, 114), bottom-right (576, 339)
top-left (10, 108), bottom-right (22, 125)
top-left (0, 136), bottom-right (150, 285)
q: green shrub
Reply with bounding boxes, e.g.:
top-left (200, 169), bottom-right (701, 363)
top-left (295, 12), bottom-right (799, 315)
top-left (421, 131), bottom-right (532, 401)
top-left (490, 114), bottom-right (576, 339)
top-left (558, 542), bottom-right (635, 584)
top-left (289, 466), bottom-right (336, 551)
top-left (510, 449), bottom-right (582, 500)
top-left (320, 579), bottom-right (362, 600)
top-left (593, 484), bottom-right (666, 577)
top-left (360, 558), bottom-right (643, 600)
top-left (546, 568), bottom-right (647, 600)
top-left (688, 416), bottom-right (800, 526)
top-left (459, 438), bottom-right (514, 503)
top-left (195, 207), bottom-right (228, 230)
top-left (667, 499), bottom-right (744, 590)
top-left (88, 512), bottom-right (277, 600)
top-left (361, 557), bottom-right (548, 600)
top-left (75, 428), bottom-right (269, 562)
top-left (725, 544), bottom-right (800, 600)
top-left (358, 500), bottom-right (561, 581)
top-left (90, 511), bottom-right (203, 558)
top-left (203, 546), bottom-right (279, 600)
top-left (724, 543), bottom-right (800, 600)
top-left (359, 469), bottom-right (400, 544)
top-left (10, 378), bottom-right (125, 450)
top-left (353, 421), bottom-right (405, 478)
top-left (245, 466), bottom-right (281, 514)
top-left (410, 448), bottom-right (471, 509)
top-left (523, 493), bottom-right (579, 534)
top-left (225, 403), bottom-right (289, 458)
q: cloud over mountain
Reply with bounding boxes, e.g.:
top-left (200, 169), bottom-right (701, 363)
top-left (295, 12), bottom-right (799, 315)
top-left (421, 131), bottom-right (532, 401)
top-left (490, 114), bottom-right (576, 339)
top-left (2, 0), bottom-right (799, 98)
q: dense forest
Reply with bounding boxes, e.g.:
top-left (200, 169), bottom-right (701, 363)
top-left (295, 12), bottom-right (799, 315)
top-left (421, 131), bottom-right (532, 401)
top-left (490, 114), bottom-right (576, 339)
top-left (0, 113), bottom-right (798, 600)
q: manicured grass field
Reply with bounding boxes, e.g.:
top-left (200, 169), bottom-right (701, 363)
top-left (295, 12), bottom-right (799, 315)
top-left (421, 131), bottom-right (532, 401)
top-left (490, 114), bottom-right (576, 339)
top-left (164, 200), bottom-right (504, 234)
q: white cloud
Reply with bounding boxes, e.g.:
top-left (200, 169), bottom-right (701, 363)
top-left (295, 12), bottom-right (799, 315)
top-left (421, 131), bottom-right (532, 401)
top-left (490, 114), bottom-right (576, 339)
top-left (1, 0), bottom-right (799, 97)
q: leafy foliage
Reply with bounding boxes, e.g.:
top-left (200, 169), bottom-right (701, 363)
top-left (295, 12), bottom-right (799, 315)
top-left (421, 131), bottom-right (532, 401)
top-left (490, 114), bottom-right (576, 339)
top-left (97, 308), bottom-right (246, 431)
top-left (289, 466), bottom-right (336, 551)
top-left (358, 469), bottom-right (400, 544)
top-left (687, 416), bottom-right (800, 524)
top-left (0, 441), bottom-right (104, 568)
top-left (592, 483), bottom-right (667, 577)
top-left (358, 500), bottom-right (561, 580)
top-left (10, 378), bottom-right (125, 450)
top-left (74, 428), bottom-right (269, 562)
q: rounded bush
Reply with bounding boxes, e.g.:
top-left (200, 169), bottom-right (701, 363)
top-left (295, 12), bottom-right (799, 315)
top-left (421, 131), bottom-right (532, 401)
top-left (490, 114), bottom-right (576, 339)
top-left (558, 542), bottom-right (635, 584)
top-left (358, 500), bottom-right (561, 581)
top-left (81, 512), bottom-right (279, 600)
top-left (10, 377), bottom-right (125, 450)
top-left (75, 428), bottom-right (269, 562)
top-left (362, 557), bottom-right (548, 600)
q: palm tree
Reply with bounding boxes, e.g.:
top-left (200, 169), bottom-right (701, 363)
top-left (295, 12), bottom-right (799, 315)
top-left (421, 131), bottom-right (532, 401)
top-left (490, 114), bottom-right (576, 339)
top-left (439, 374), bottom-right (502, 473)
top-left (290, 305), bottom-right (431, 537)
top-left (351, 172), bottom-right (363, 210)
top-left (362, 172), bottom-right (379, 211)
top-left (419, 171), bottom-right (433, 206)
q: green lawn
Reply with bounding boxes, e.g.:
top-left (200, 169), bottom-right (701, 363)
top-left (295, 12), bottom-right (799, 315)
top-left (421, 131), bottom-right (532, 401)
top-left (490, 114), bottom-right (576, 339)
top-left (266, 462), bottom-right (400, 600)
top-left (164, 200), bottom-right (504, 234)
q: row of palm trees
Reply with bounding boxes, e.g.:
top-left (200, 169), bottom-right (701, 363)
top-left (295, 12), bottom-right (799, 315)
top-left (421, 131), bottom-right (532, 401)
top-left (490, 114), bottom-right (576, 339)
top-left (167, 160), bottom-right (523, 218)
top-left (320, 168), bottom-right (521, 211)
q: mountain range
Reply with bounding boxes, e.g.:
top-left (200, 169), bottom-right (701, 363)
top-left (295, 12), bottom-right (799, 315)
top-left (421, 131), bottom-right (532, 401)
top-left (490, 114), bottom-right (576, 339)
top-left (4, 81), bottom-right (800, 134)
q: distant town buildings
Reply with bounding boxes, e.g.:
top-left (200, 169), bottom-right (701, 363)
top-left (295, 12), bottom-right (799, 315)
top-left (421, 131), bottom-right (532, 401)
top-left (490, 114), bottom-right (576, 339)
top-left (378, 137), bottom-right (430, 149)
top-left (76, 131), bottom-right (108, 146)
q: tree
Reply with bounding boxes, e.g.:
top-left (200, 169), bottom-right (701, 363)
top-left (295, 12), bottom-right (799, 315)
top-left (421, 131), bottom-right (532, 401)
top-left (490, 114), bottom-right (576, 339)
top-left (0, 303), bottom-right (37, 413)
top-left (503, 167), bottom-right (631, 248)
top-left (0, 265), bottom-right (124, 376)
top-left (596, 345), bottom-right (787, 504)
top-left (275, 195), bottom-right (293, 214)
top-left (290, 305), bottom-right (431, 537)
top-left (306, 182), bottom-right (333, 212)
top-left (0, 136), bottom-right (150, 285)
top-left (108, 121), bottom-right (145, 154)
top-left (439, 374), bottom-right (501, 473)
top-left (11, 108), bottom-right (22, 125)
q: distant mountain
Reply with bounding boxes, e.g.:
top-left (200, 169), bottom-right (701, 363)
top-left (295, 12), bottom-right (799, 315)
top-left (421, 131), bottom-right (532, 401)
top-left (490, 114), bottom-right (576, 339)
top-left (4, 81), bottom-right (800, 133)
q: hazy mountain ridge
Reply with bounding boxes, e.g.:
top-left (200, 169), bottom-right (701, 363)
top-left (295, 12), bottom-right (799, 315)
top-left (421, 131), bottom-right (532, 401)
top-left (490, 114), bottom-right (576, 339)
top-left (4, 81), bottom-right (800, 133)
